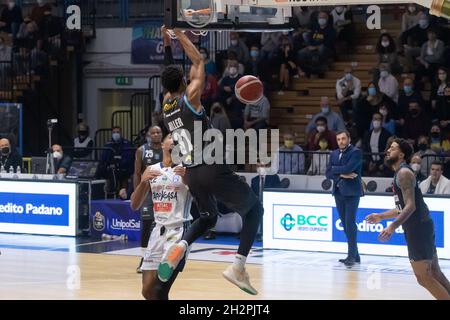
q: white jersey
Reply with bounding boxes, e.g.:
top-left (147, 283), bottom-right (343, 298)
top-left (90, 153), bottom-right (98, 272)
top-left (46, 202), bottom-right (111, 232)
top-left (149, 163), bottom-right (192, 227)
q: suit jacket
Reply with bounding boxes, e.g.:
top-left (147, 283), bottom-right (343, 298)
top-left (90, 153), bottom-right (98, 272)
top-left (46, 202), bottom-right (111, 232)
top-left (326, 144), bottom-right (364, 197)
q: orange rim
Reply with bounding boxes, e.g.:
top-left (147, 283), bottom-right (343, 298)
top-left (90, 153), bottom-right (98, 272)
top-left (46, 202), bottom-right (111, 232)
top-left (184, 8), bottom-right (212, 16)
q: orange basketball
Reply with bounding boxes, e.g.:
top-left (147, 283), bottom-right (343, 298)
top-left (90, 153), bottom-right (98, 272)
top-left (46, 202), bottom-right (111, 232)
top-left (235, 75), bottom-right (264, 105)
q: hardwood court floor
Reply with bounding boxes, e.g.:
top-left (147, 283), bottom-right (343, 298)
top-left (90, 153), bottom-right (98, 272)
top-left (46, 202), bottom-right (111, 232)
top-left (0, 245), bottom-right (442, 300)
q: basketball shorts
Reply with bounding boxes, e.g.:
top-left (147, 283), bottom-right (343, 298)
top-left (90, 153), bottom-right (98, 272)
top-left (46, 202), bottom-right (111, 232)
top-left (404, 218), bottom-right (437, 262)
top-left (185, 164), bottom-right (259, 217)
top-left (141, 223), bottom-right (191, 272)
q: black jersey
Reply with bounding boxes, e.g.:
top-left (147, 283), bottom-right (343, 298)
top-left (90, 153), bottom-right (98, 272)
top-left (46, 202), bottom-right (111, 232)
top-left (392, 163), bottom-right (431, 230)
top-left (141, 144), bottom-right (163, 173)
top-left (162, 94), bottom-right (212, 167)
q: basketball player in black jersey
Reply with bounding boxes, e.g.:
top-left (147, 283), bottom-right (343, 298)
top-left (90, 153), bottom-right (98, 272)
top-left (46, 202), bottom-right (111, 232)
top-left (134, 126), bottom-right (163, 273)
top-left (157, 28), bottom-right (263, 295)
top-left (366, 138), bottom-right (450, 299)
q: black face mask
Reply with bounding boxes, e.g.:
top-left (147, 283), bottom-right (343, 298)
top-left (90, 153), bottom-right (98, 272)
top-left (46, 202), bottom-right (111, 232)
top-left (418, 143), bottom-right (428, 151)
top-left (431, 132), bottom-right (441, 139)
top-left (78, 131), bottom-right (88, 137)
top-left (1, 147), bottom-right (10, 156)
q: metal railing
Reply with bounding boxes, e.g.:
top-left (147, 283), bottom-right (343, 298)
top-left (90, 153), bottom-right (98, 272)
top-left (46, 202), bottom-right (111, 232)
top-left (130, 92), bottom-right (151, 142)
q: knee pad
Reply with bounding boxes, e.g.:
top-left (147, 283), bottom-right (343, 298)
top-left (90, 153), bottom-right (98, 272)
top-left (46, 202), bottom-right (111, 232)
top-left (199, 211), bottom-right (218, 229)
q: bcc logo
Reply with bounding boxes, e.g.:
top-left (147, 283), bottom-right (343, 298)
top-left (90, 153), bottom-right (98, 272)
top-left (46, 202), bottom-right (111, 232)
top-left (281, 213), bottom-right (296, 231)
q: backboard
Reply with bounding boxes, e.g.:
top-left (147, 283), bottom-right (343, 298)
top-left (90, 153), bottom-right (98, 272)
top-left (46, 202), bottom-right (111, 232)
top-left (164, 0), bottom-right (294, 32)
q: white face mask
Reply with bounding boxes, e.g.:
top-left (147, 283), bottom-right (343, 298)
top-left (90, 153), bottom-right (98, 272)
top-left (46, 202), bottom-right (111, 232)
top-left (411, 163), bottom-right (421, 172)
top-left (231, 40), bottom-right (238, 46)
top-left (379, 109), bottom-right (388, 116)
top-left (381, 40), bottom-right (390, 48)
top-left (317, 126), bottom-right (326, 133)
top-left (229, 67), bottom-right (238, 76)
top-left (8, 1), bottom-right (15, 9)
top-left (321, 106), bottom-right (330, 114)
top-left (380, 70), bottom-right (389, 78)
top-left (53, 151), bottom-right (63, 160)
top-left (372, 120), bottom-right (382, 129)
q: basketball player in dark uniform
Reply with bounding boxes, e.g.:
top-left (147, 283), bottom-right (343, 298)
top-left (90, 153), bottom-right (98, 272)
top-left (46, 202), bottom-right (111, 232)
top-left (366, 138), bottom-right (450, 299)
top-left (134, 126), bottom-right (163, 273)
top-left (157, 28), bottom-right (263, 295)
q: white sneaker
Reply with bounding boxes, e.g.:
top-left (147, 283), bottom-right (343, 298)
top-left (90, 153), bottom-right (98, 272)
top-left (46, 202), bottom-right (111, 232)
top-left (222, 264), bottom-right (258, 295)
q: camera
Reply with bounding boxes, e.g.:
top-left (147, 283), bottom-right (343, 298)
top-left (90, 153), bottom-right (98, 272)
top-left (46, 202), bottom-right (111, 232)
top-left (47, 119), bottom-right (58, 127)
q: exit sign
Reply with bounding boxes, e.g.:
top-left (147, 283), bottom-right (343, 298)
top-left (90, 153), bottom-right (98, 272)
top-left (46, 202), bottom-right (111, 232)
top-left (116, 76), bottom-right (133, 86)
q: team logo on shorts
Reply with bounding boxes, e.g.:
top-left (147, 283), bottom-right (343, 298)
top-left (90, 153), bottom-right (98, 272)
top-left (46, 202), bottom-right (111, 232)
top-left (93, 211), bottom-right (105, 231)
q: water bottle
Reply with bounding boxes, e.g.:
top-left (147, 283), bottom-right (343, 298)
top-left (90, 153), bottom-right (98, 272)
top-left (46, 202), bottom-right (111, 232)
top-left (0, 165), bottom-right (5, 174)
top-left (9, 166), bottom-right (14, 174)
top-left (16, 166), bottom-right (21, 174)
top-left (102, 234), bottom-right (113, 241)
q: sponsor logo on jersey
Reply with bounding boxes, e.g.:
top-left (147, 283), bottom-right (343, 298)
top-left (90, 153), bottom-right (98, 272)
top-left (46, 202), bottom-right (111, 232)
top-left (163, 99), bottom-right (178, 112)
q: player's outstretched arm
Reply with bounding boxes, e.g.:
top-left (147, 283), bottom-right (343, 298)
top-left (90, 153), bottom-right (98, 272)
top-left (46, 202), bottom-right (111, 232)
top-left (391, 168), bottom-right (417, 229)
top-left (173, 29), bottom-right (205, 112)
top-left (130, 181), bottom-right (150, 211)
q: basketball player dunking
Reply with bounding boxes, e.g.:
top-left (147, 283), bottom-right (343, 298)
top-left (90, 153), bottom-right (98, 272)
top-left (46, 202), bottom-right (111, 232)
top-left (158, 28), bottom-right (263, 295)
top-left (130, 134), bottom-right (192, 300)
top-left (366, 139), bottom-right (450, 299)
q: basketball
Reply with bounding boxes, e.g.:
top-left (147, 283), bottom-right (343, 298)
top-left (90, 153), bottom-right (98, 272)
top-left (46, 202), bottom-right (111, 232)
top-left (235, 75), bottom-right (264, 105)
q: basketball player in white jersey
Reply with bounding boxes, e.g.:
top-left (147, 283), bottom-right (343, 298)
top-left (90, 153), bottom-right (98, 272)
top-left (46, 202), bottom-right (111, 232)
top-left (130, 134), bottom-right (192, 300)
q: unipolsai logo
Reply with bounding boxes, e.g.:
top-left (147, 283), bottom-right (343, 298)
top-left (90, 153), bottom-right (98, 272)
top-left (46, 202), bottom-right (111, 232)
top-left (93, 211), bottom-right (105, 231)
top-left (280, 213), bottom-right (296, 231)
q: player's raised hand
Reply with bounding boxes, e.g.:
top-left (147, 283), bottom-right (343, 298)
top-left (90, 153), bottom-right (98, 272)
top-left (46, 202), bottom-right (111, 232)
top-left (161, 25), bottom-right (171, 44)
top-left (366, 213), bottom-right (382, 224)
top-left (142, 168), bottom-right (162, 183)
top-left (173, 165), bottom-right (186, 177)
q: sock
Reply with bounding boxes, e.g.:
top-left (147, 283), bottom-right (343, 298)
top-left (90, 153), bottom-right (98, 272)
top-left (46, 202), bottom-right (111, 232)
top-left (233, 254), bottom-right (247, 272)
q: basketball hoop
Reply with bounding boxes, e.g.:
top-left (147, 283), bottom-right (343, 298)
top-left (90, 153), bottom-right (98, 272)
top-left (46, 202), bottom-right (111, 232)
top-left (179, 0), bottom-right (215, 30)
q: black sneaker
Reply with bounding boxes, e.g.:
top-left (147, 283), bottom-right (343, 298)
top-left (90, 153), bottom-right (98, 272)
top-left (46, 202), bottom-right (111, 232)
top-left (344, 257), bottom-right (356, 267)
top-left (339, 256), bottom-right (361, 264)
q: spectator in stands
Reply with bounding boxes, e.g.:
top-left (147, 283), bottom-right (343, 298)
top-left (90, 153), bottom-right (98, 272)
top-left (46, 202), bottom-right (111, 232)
top-left (378, 63), bottom-right (399, 103)
top-left (416, 28), bottom-right (445, 87)
top-left (293, 6), bottom-right (313, 29)
top-left (307, 116), bottom-right (338, 151)
top-left (416, 135), bottom-right (437, 177)
top-left (398, 77), bottom-right (424, 118)
top-left (0, 138), bottom-right (22, 172)
top-left (376, 33), bottom-right (402, 76)
top-left (39, 10), bottom-right (63, 56)
top-left (400, 11), bottom-right (437, 73)
top-left (0, 0), bottom-right (22, 39)
top-left (306, 96), bottom-right (346, 134)
top-left (201, 71), bottom-right (219, 113)
top-left (219, 60), bottom-right (244, 129)
top-left (227, 32), bottom-right (249, 64)
top-left (200, 47), bottom-right (217, 77)
top-left (244, 94), bottom-right (270, 131)
top-left (279, 132), bottom-right (305, 175)
top-left (278, 40), bottom-right (298, 93)
top-left (354, 82), bottom-right (396, 139)
top-left (73, 122), bottom-right (94, 159)
top-left (336, 67), bottom-right (361, 122)
top-left (210, 102), bottom-right (232, 134)
top-left (260, 32), bottom-right (280, 61)
top-left (410, 154), bottom-right (427, 184)
top-left (362, 112), bottom-right (392, 176)
top-left (222, 51), bottom-right (244, 78)
top-left (403, 100), bottom-right (432, 144)
top-left (99, 126), bottom-right (134, 200)
top-left (30, 0), bottom-right (52, 26)
top-left (429, 124), bottom-right (450, 154)
top-left (378, 104), bottom-right (396, 135)
top-left (0, 34), bottom-right (11, 61)
top-left (245, 45), bottom-right (271, 85)
top-left (401, 3), bottom-right (421, 32)
top-left (330, 5), bottom-right (354, 51)
top-left (297, 11), bottom-right (336, 76)
top-left (307, 137), bottom-right (330, 176)
top-left (419, 161), bottom-right (450, 195)
top-left (51, 144), bottom-right (71, 175)
top-left (432, 67), bottom-right (450, 129)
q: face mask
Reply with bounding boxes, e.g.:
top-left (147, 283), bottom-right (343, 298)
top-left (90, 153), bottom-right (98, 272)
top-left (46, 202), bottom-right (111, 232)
top-left (345, 73), bottom-right (352, 81)
top-left (201, 53), bottom-right (207, 60)
top-left (381, 40), bottom-right (390, 48)
top-left (321, 106), bottom-right (330, 114)
top-left (431, 132), bottom-right (441, 139)
top-left (37, 0), bottom-right (44, 5)
top-left (419, 19), bottom-right (429, 29)
top-left (411, 163), bottom-right (421, 172)
top-left (284, 140), bottom-right (294, 149)
top-left (368, 87), bottom-right (377, 96)
top-left (319, 142), bottom-right (328, 150)
top-left (229, 67), bottom-right (238, 76)
top-left (1, 147), bottom-right (10, 156)
top-left (282, 31), bottom-right (289, 36)
top-left (372, 120), bottom-right (382, 129)
top-left (318, 18), bottom-right (327, 26)
top-left (408, 6), bottom-right (416, 13)
top-left (317, 126), bottom-right (326, 133)
top-left (112, 133), bottom-right (121, 142)
top-left (335, 6), bottom-right (344, 13)
top-left (53, 151), bottom-right (63, 160)
top-left (380, 70), bottom-right (389, 78)
top-left (250, 50), bottom-right (259, 58)
top-left (410, 109), bottom-right (419, 117)
top-left (379, 109), bottom-right (388, 116)
top-left (78, 130), bottom-right (87, 137)
top-left (439, 73), bottom-right (447, 82)
top-left (418, 143), bottom-right (428, 151)
top-left (231, 40), bottom-right (238, 46)
top-left (404, 85), bottom-right (413, 94)
top-left (257, 166), bottom-right (267, 176)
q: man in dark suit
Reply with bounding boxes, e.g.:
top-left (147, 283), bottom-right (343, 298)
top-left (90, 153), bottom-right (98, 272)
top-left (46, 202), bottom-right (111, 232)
top-left (326, 130), bottom-right (364, 267)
